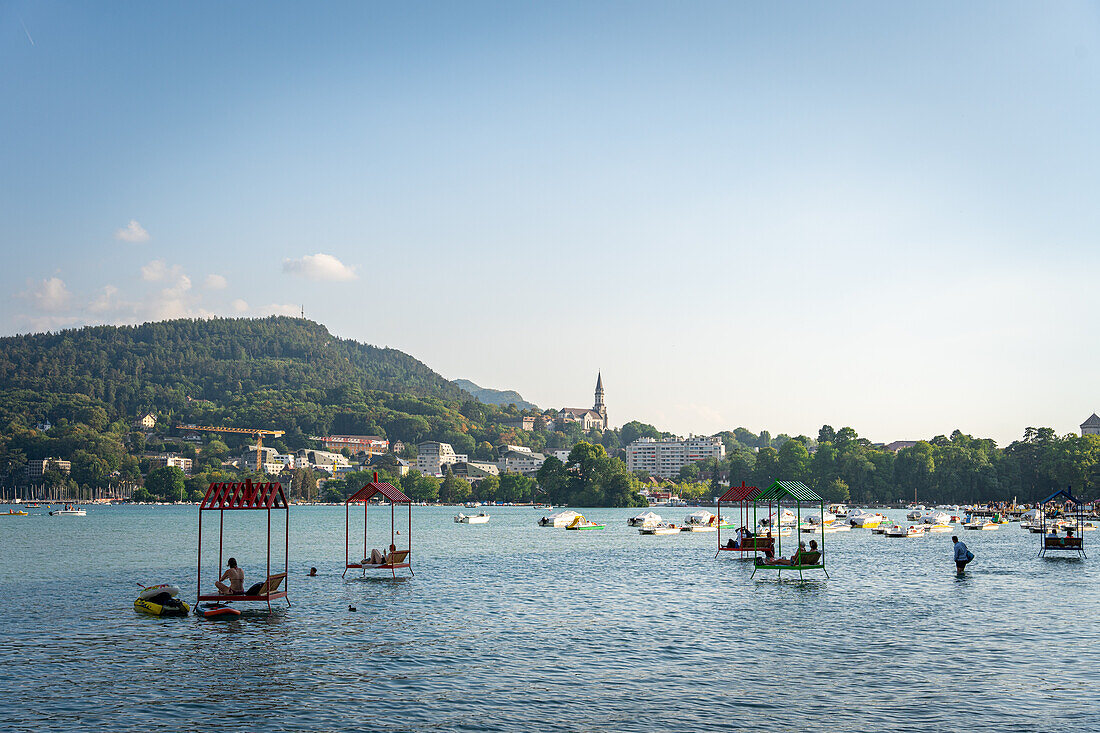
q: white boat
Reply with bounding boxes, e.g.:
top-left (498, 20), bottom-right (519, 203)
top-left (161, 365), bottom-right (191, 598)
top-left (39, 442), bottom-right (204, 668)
top-left (962, 520), bottom-right (998, 530)
top-left (927, 523), bottom-right (953, 533)
top-left (906, 510), bottom-right (924, 521)
top-left (454, 512), bottom-right (490, 524)
top-left (681, 511), bottom-right (718, 532)
top-left (760, 508), bottom-right (797, 528)
top-left (805, 512), bottom-right (836, 526)
top-left (871, 521), bottom-right (897, 535)
top-left (628, 510), bottom-right (662, 527)
top-left (49, 505), bottom-right (86, 516)
top-left (921, 511), bottom-right (952, 525)
top-left (538, 510), bottom-right (580, 528)
top-left (463, 501), bottom-right (481, 508)
top-left (886, 524), bottom-right (925, 537)
top-left (827, 504), bottom-right (849, 518)
top-left (822, 523), bottom-right (850, 533)
top-left (848, 510), bottom-right (885, 528)
top-left (639, 522), bottom-right (681, 535)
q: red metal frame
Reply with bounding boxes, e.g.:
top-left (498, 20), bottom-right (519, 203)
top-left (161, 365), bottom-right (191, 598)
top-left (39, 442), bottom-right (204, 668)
top-left (197, 480), bottom-right (290, 612)
top-left (715, 481), bottom-right (774, 558)
top-left (343, 473), bottom-right (413, 579)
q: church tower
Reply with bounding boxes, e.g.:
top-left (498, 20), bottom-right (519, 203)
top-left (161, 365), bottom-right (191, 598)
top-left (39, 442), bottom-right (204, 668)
top-left (594, 372), bottom-right (607, 429)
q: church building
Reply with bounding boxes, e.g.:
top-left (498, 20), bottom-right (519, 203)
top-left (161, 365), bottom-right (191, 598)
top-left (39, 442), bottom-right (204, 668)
top-left (558, 373), bottom-right (608, 431)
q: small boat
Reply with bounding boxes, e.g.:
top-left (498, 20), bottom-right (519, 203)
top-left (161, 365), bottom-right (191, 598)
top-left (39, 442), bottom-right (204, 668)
top-left (962, 520), bottom-right (998, 530)
top-left (628, 511), bottom-right (662, 527)
top-left (927, 523), bottom-right (953, 533)
top-left (682, 511), bottom-right (718, 532)
top-left (921, 511), bottom-right (952, 525)
top-left (822, 523), bottom-right (850, 533)
top-left (565, 514), bottom-right (604, 530)
top-left (134, 584), bottom-right (189, 617)
top-left (454, 512), bottom-right (490, 524)
top-left (538, 510), bottom-right (580, 527)
top-left (871, 521), bottom-right (897, 535)
top-left (1, 509), bottom-right (28, 516)
top-left (760, 508), bottom-right (797, 528)
top-left (49, 505), bottom-right (86, 516)
top-left (848, 510), bottom-right (885, 528)
top-left (639, 522), bottom-right (681, 535)
top-left (827, 504), bottom-right (849, 518)
top-left (886, 524), bottom-right (925, 537)
top-left (906, 510), bottom-right (923, 521)
top-left (195, 603), bottom-right (241, 618)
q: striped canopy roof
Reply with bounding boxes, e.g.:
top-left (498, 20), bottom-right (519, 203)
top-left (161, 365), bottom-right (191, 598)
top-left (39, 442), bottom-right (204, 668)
top-left (754, 480), bottom-right (822, 503)
top-left (1039, 488), bottom-right (1083, 506)
top-left (200, 480), bottom-right (287, 510)
top-left (347, 480), bottom-right (411, 504)
top-left (718, 482), bottom-right (760, 502)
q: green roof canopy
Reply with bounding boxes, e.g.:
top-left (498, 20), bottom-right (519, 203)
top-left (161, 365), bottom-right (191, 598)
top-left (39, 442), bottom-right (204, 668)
top-left (754, 480), bottom-right (822, 503)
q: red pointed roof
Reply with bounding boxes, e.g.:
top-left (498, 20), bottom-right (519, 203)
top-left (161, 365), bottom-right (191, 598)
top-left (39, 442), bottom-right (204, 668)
top-left (347, 477), bottom-right (411, 504)
top-left (718, 482), bottom-right (759, 502)
top-left (200, 480), bottom-right (287, 510)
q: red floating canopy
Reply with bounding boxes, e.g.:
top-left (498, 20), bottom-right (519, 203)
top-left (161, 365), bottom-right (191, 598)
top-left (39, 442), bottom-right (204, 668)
top-left (347, 480), bottom-right (411, 505)
top-left (718, 482), bottom-right (759, 503)
top-left (200, 480), bottom-right (287, 510)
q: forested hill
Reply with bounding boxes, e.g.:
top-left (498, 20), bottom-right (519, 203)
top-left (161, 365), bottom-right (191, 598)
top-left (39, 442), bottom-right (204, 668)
top-left (0, 317), bottom-right (464, 408)
top-left (453, 379), bottom-right (538, 410)
top-left (0, 317), bottom-right (479, 441)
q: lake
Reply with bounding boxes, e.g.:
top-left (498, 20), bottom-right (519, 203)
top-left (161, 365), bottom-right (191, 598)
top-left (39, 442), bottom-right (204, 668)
top-left (1, 504), bottom-right (1097, 732)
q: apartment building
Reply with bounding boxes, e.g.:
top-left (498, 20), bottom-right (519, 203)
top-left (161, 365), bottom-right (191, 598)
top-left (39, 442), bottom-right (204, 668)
top-left (416, 441), bottom-right (468, 477)
top-left (625, 435), bottom-right (726, 479)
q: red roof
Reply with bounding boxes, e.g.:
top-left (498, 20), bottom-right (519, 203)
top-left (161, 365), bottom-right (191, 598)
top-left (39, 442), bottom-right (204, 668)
top-left (718, 482), bottom-right (759, 502)
top-left (347, 480), bottom-right (411, 504)
top-left (200, 480), bottom-right (287, 510)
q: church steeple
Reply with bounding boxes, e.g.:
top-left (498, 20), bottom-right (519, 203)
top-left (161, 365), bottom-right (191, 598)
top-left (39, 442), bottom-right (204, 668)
top-left (594, 372), bottom-right (607, 428)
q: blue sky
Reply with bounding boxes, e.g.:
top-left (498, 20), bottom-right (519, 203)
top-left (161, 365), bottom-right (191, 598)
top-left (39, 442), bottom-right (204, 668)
top-left (3, 2), bottom-right (1099, 444)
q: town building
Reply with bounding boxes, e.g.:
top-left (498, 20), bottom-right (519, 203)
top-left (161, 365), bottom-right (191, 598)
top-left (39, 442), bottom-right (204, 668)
top-left (296, 449), bottom-right (350, 471)
top-left (500, 416), bottom-right (536, 432)
top-left (1081, 414), bottom-right (1100, 436)
top-left (553, 450), bottom-right (571, 463)
top-left (498, 449), bottom-right (547, 475)
top-left (364, 454), bottom-right (410, 476)
top-left (557, 373), bottom-right (608, 431)
top-left (884, 440), bottom-right (919, 452)
top-left (625, 435), bottom-right (726, 479)
top-left (451, 461), bottom-right (500, 480)
top-left (309, 435), bottom-right (389, 454)
top-left (149, 454), bottom-right (193, 475)
top-left (416, 441), bottom-right (468, 477)
top-left (138, 413), bottom-right (157, 430)
top-left (26, 458), bottom-right (71, 479)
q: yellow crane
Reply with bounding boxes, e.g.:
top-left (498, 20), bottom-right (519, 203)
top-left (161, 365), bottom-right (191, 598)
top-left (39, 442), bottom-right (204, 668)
top-left (178, 424), bottom-right (286, 473)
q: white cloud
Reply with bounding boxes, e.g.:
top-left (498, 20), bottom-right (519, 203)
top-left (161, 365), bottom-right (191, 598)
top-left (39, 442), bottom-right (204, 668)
top-left (282, 253), bottom-right (357, 282)
top-left (31, 277), bottom-right (72, 312)
top-left (88, 285), bottom-right (120, 314)
top-left (204, 274), bottom-right (228, 290)
top-left (114, 220), bottom-right (150, 243)
top-left (141, 260), bottom-right (170, 281)
top-left (231, 298), bottom-right (249, 312)
top-left (258, 303), bottom-right (300, 316)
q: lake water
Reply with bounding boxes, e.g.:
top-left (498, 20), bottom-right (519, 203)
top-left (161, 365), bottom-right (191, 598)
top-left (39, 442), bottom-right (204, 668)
top-left (1, 505), bottom-right (1097, 732)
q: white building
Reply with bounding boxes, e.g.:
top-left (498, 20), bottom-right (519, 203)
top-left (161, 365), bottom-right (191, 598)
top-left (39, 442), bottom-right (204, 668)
top-left (139, 413), bottom-right (157, 429)
top-left (553, 450), bottom-right (571, 463)
top-left (416, 441), bottom-right (468, 477)
top-left (149, 454), bottom-right (193, 475)
top-left (499, 449), bottom-right (547, 476)
top-left (296, 449), bottom-right (351, 471)
top-left (26, 458), bottom-right (71, 479)
top-left (1082, 414), bottom-right (1100, 436)
top-left (626, 435), bottom-right (726, 479)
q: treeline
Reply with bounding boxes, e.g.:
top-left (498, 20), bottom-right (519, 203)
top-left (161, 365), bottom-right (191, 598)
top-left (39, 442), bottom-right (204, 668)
top-left (708, 425), bottom-right (1100, 504)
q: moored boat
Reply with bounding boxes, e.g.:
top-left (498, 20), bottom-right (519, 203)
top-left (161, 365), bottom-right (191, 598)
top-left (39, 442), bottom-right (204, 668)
top-left (454, 512), bottom-right (490, 524)
top-left (538, 510), bottom-right (580, 527)
top-left (565, 514), bottom-right (604, 530)
top-left (681, 510), bottom-right (718, 532)
top-left (628, 510), bottom-right (662, 527)
top-left (639, 522), bottom-right (681, 535)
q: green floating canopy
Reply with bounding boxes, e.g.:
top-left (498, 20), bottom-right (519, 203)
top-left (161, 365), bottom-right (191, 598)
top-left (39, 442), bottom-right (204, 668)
top-left (754, 480), bottom-right (822, 503)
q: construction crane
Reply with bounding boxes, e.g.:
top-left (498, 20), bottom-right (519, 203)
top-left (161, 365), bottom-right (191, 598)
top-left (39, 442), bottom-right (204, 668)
top-left (178, 424), bottom-right (286, 472)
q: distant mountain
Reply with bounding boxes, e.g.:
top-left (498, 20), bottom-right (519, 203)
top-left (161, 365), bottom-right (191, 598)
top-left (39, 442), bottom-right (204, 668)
top-left (453, 379), bottom-right (538, 410)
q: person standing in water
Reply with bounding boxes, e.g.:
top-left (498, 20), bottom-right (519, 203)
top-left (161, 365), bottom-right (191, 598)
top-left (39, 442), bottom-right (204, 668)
top-left (952, 536), bottom-right (973, 573)
top-left (215, 557), bottom-right (244, 594)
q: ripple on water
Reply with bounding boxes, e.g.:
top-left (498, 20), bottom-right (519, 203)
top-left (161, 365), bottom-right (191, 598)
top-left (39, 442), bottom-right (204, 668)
top-left (1, 505), bottom-right (1099, 732)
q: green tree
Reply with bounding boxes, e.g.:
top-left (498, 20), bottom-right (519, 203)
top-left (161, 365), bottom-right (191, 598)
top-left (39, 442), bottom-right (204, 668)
top-left (145, 466), bottom-right (186, 502)
top-left (439, 467), bottom-right (471, 503)
top-left (777, 439), bottom-right (811, 483)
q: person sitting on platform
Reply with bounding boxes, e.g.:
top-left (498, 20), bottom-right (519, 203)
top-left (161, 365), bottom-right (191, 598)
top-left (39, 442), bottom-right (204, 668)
top-left (766, 541), bottom-right (806, 565)
top-left (215, 557), bottom-right (244, 595)
top-left (368, 544), bottom-right (399, 565)
top-left (728, 526), bottom-right (752, 549)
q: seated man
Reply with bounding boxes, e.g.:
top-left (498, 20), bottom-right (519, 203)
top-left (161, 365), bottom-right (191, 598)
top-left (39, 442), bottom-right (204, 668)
top-left (215, 557), bottom-right (244, 595)
top-left (766, 541), bottom-right (806, 565)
